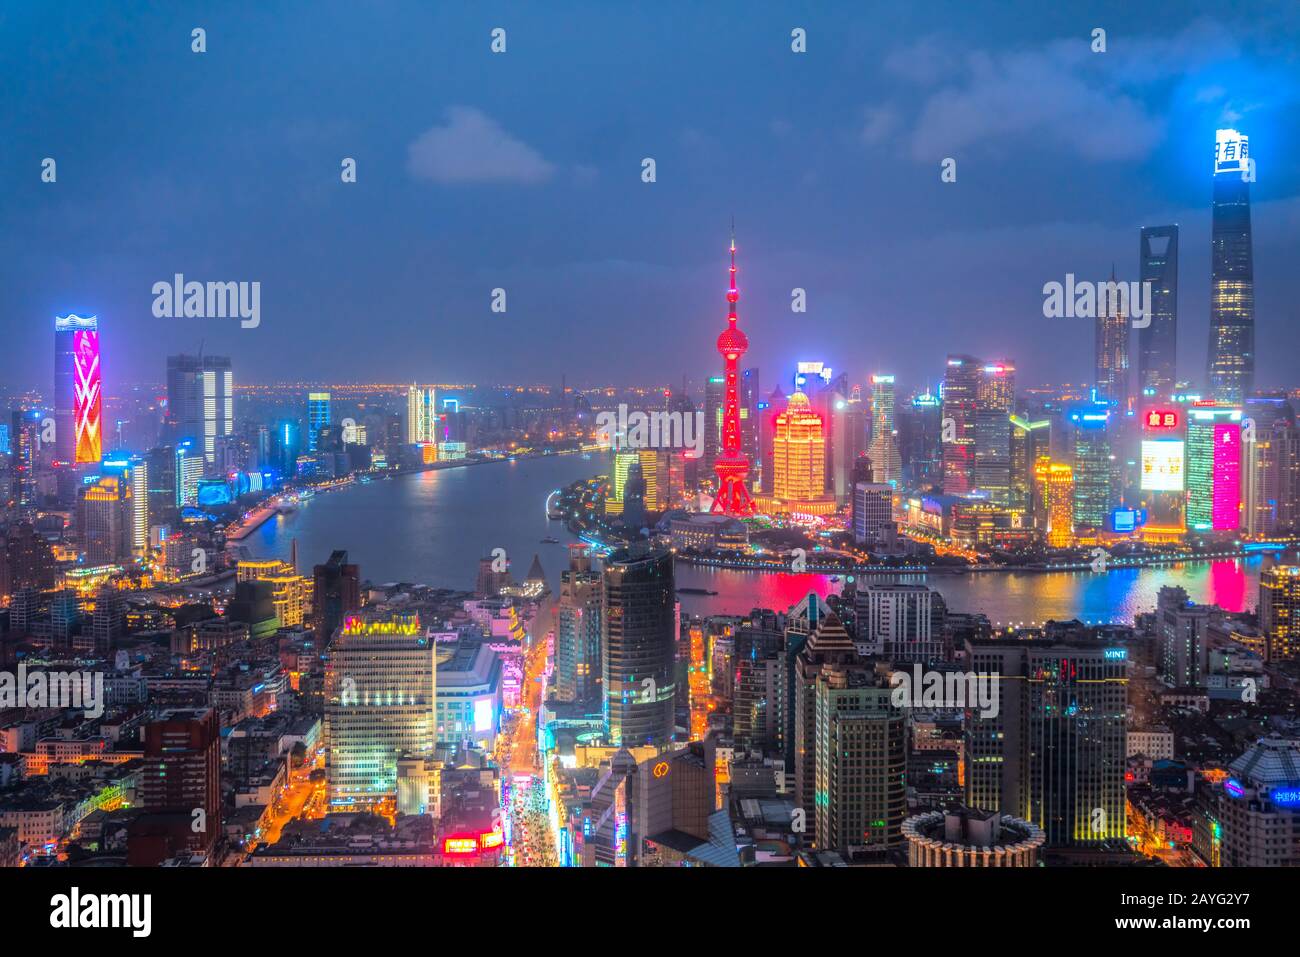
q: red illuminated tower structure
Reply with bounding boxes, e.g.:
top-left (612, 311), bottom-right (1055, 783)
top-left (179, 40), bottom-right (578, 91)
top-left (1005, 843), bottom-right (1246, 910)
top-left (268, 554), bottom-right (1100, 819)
top-left (712, 228), bottom-right (756, 516)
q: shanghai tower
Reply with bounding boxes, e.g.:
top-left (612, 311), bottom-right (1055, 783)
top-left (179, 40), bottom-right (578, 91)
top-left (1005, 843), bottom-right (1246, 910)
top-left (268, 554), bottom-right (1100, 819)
top-left (1206, 129), bottom-right (1255, 404)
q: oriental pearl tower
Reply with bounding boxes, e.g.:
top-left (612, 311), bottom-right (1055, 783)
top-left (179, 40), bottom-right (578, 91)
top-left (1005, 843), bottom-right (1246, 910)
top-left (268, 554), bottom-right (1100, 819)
top-left (711, 226), bottom-right (756, 516)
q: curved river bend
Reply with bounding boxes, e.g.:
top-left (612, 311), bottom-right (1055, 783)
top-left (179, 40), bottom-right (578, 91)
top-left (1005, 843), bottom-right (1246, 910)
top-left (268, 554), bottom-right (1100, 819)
top-left (244, 454), bottom-right (1262, 626)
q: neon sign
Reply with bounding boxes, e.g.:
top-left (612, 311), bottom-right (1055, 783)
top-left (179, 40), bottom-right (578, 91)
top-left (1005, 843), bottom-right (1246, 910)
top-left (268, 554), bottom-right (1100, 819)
top-left (1214, 129), bottom-right (1249, 175)
top-left (1224, 778), bottom-right (1246, 799)
top-left (652, 761), bottom-right (669, 778)
top-left (341, 615), bottom-right (421, 637)
top-left (443, 839), bottom-right (476, 855)
top-left (1271, 787), bottom-right (1300, 807)
top-left (1144, 409), bottom-right (1178, 430)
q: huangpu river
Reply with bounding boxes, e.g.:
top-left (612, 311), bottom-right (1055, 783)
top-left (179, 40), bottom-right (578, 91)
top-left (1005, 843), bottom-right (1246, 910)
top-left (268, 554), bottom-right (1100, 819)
top-left (244, 453), bottom-right (1263, 625)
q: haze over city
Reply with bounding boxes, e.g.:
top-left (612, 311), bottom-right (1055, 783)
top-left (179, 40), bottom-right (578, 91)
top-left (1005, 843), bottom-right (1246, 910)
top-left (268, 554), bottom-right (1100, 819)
top-left (4, 1), bottom-right (1300, 391)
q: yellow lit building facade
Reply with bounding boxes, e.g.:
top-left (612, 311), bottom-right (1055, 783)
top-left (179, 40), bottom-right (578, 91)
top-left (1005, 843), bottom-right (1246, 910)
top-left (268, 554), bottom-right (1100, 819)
top-left (237, 558), bottom-right (311, 628)
top-left (756, 391), bottom-right (835, 516)
top-left (1034, 457), bottom-right (1075, 548)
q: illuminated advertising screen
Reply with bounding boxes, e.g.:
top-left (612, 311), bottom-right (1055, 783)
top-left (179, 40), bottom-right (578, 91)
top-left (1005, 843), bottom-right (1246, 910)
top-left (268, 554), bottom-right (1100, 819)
top-left (1212, 423), bottom-right (1241, 530)
top-left (1141, 439), bottom-right (1184, 492)
top-left (473, 698), bottom-right (494, 734)
top-left (72, 329), bottom-right (102, 464)
top-left (1215, 128), bottom-right (1249, 175)
top-left (196, 479), bottom-right (232, 506)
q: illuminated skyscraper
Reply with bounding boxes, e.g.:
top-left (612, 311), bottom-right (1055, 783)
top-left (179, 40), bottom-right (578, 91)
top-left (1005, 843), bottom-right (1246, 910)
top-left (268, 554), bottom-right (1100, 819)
top-left (965, 640), bottom-right (1127, 847)
top-left (1259, 561), bottom-right (1300, 662)
top-left (8, 410), bottom-right (41, 508)
top-left (942, 355), bottom-right (981, 495)
top-left (325, 614), bottom-right (435, 809)
top-left (974, 362), bottom-right (1015, 503)
top-left (100, 456), bottom-right (149, 562)
top-left (814, 667), bottom-right (906, 856)
top-left (770, 391), bottom-right (829, 510)
top-left (740, 367), bottom-right (761, 486)
top-left (710, 229), bottom-right (756, 516)
top-left (1207, 129), bottom-right (1255, 404)
top-left (1010, 415), bottom-right (1050, 514)
top-left (760, 386), bottom-right (788, 494)
top-left (602, 547), bottom-right (676, 750)
top-left (1070, 407), bottom-right (1112, 530)
top-left (606, 448), bottom-right (639, 516)
top-left (1095, 273), bottom-right (1131, 416)
top-left (899, 390), bottom-right (943, 488)
top-left (165, 354), bottom-right (233, 466)
top-left (1186, 405), bottom-right (1242, 533)
top-left (174, 441), bottom-right (205, 507)
top-left (868, 375), bottom-right (901, 486)
top-left (78, 475), bottom-right (133, 566)
top-left (703, 376), bottom-right (724, 479)
top-left (54, 314), bottom-right (103, 464)
top-left (637, 449), bottom-right (661, 512)
top-left (1138, 225), bottom-right (1179, 400)
top-left (1033, 458), bottom-right (1074, 546)
top-left (406, 385), bottom-right (438, 445)
top-left (307, 392), bottom-right (331, 452)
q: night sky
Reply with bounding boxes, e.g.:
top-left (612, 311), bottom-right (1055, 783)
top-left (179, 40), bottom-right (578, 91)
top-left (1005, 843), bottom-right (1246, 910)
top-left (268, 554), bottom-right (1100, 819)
top-left (3, 1), bottom-right (1299, 397)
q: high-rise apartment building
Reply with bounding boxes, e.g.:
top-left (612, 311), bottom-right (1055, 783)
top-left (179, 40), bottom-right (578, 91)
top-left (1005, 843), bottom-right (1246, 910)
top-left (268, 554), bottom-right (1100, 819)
top-left (1259, 561), bottom-right (1300, 663)
top-left (137, 709), bottom-right (222, 858)
top-left (555, 545), bottom-right (603, 708)
top-left (1157, 585), bottom-right (1211, 686)
top-left (792, 613), bottom-right (858, 820)
top-left (813, 665), bottom-right (906, 856)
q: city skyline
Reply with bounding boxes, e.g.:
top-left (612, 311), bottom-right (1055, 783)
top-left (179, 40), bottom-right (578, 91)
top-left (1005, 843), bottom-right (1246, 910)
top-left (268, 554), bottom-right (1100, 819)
top-left (4, 2), bottom-right (1300, 922)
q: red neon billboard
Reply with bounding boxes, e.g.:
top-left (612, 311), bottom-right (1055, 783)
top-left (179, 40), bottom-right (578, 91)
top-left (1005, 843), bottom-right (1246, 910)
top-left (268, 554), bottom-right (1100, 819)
top-left (72, 329), bottom-right (102, 464)
top-left (1144, 409), bottom-right (1179, 431)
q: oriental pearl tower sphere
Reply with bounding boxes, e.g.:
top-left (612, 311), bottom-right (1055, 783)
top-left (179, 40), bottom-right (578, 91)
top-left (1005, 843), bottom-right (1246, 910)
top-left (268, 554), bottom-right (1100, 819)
top-left (711, 227), bottom-right (756, 516)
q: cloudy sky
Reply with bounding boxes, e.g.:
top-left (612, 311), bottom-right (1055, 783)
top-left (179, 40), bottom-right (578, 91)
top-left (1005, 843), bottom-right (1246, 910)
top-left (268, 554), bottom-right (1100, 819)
top-left (3, 1), bottom-right (1299, 399)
